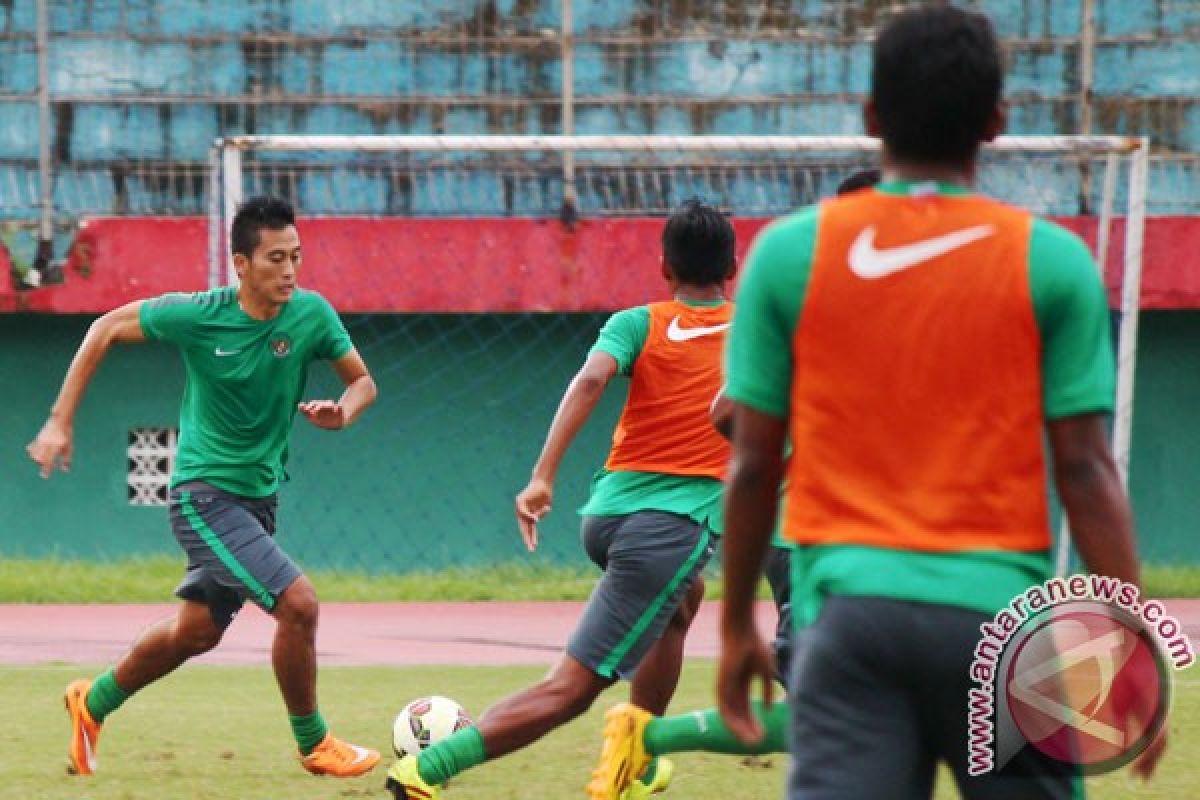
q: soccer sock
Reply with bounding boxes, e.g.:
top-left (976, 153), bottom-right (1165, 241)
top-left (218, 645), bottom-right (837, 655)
top-left (417, 726), bottom-right (487, 786)
top-left (644, 700), bottom-right (788, 756)
top-left (85, 668), bottom-right (130, 724)
top-left (640, 757), bottom-right (661, 785)
top-left (289, 710), bottom-right (329, 755)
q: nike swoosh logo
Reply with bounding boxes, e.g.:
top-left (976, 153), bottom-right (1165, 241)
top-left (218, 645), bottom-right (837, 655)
top-left (349, 744), bottom-right (371, 765)
top-left (214, 347), bottom-right (241, 357)
top-left (666, 316), bottom-right (730, 342)
top-left (848, 224), bottom-right (995, 279)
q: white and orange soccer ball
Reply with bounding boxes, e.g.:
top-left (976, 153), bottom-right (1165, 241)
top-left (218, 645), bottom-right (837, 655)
top-left (392, 695), bottom-right (473, 757)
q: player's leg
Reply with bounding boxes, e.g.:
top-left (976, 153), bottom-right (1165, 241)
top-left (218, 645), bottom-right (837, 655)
top-left (389, 512), bottom-right (714, 800)
top-left (387, 516), bottom-right (637, 799)
top-left (192, 491), bottom-right (381, 777)
top-left (629, 574), bottom-right (705, 714)
top-left (388, 653), bottom-right (611, 799)
top-left (65, 599), bottom-right (223, 775)
top-left (170, 482), bottom-right (377, 774)
top-left (63, 484), bottom-right (242, 776)
top-left (583, 512), bottom-right (717, 800)
top-left (919, 605), bottom-right (1083, 800)
top-left (637, 698), bottom-right (790, 759)
top-left (607, 545), bottom-right (794, 781)
top-left (270, 575), bottom-right (318, 715)
top-left (481, 653), bottom-right (615, 756)
top-left (788, 596), bottom-right (936, 800)
top-left (113, 600), bottom-right (226, 692)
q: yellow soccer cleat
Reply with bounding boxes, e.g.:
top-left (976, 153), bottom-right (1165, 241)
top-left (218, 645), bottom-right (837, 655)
top-left (621, 756), bottom-right (674, 798)
top-left (586, 702), bottom-right (656, 800)
top-left (384, 754), bottom-right (442, 800)
top-left (300, 733), bottom-right (380, 777)
top-left (64, 679), bottom-right (103, 776)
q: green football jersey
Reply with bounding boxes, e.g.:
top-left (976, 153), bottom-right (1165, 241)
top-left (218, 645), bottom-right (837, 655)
top-left (139, 287), bottom-right (353, 498)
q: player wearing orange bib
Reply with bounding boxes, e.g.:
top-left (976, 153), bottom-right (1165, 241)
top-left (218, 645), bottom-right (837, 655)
top-left (386, 200), bottom-right (736, 800)
top-left (718, 6), bottom-right (1162, 800)
top-left (588, 170), bottom-right (883, 800)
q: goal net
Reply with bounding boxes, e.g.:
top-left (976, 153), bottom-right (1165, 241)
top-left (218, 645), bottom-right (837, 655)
top-left (209, 134), bottom-right (1148, 575)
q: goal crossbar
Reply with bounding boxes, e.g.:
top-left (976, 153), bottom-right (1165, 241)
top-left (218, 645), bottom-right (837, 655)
top-left (216, 133), bottom-right (1145, 155)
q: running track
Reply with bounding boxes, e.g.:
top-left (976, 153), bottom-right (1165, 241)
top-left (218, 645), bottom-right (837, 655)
top-left (0, 601), bottom-right (782, 666)
top-left (2, 600), bottom-right (1198, 667)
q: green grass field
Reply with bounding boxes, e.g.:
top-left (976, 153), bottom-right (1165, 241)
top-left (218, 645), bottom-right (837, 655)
top-left (3, 557), bottom-right (1199, 602)
top-left (2, 661), bottom-right (1195, 799)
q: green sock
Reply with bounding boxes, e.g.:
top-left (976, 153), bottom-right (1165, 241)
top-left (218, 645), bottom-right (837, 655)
top-left (85, 668), bottom-right (130, 724)
top-left (644, 700), bottom-right (788, 756)
top-left (640, 757), bottom-right (661, 785)
top-left (417, 726), bottom-right (487, 786)
top-left (289, 710), bottom-right (329, 755)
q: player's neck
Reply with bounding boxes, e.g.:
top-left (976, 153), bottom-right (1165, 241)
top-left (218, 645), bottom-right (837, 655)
top-left (881, 157), bottom-right (977, 189)
top-left (237, 286), bottom-right (284, 321)
top-left (673, 285), bottom-right (725, 304)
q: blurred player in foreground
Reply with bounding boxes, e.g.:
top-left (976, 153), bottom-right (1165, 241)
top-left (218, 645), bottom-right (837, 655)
top-left (719, 5), bottom-right (1162, 799)
top-left (589, 169), bottom-right (881, 800)
top-left (27, 195), bottom-right (381, 778)
top-left (385, 200), bottom-right (736, 800)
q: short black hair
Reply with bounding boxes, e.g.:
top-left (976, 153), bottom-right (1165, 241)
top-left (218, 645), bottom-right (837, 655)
top-left (871, 4), bottom-right (1003, 165)
top-left (661, 199), bottom-right (736, 286)
top-left (836, 168), bottom-right (882, 195)
top-left (231, 195), bottom-right (296, 257)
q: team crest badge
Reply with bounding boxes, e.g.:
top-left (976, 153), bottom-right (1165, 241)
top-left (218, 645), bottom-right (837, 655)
top-left (269, 334), bottom-right (292, 358)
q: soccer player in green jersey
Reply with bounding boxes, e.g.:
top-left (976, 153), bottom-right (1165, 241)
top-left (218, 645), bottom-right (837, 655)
top-left (720, 6), bottom-right (1164, 800)
top-left (590, 170), bottom-right (883, 800)
top-left (385, 200), bottom-right (736, 800)
top-left (27, 195), bottom-right (382, 779)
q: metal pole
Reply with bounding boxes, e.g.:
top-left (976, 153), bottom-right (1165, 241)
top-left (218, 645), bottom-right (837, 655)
top-left (1112, 139), bottom-right (1149, 485)
top-left (559, 0), bottom-right (577, 225)
top-left (207, 140), bottom-right (223, 289)
top-left (1095, 151), bottom-right (1119, 270)
top-left (1077, 0), bottom-right (1097, 212)
top-left (221, 143), bottom-right (243, 286)
top-left (34, 0), bottom-right (53, 281)
top-left (1055, 149), bottom-right (1120, 578)
top-left (1079, 0), bottom-right (1096, 139)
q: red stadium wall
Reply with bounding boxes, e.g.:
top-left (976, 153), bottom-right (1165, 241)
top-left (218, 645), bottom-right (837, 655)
top-left (3, 216), bottom-right (1199, 313)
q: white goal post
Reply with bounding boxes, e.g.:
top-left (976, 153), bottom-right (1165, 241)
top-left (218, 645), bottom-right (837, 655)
top-left (208, 133), bottom-right (1150, 577)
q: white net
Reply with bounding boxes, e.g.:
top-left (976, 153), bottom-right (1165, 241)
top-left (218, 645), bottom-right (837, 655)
top-left (208, 135), bottom-right (1147, 574)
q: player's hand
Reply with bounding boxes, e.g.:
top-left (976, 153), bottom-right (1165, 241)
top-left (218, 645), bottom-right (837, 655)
top-left (1130, 713), bottom-right (1168, 780)
top-left (717, 624), bottom-right (775, 746)
top-left (515, 478), bottom-right (553, 552)
top-left (27, 417), bottom-right (73, 479)
top-left (298, 400), bottom-right (346, 430)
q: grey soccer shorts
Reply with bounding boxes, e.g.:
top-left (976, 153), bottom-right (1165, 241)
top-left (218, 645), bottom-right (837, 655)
top-left (788, 596), bottom-right (1082, 800)
top-left (567, 510), bottom-right (717, 680)
top-left (763, 543), bottom-right (795, 684)
top-left (168, 481), bottom-right (302, 628)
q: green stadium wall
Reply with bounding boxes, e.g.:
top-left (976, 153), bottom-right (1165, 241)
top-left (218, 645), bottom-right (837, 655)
top-left (2, 311), bottom-right (1198, 571)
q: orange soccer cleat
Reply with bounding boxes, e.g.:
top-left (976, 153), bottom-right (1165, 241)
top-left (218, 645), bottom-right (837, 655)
top-left (301, 733), bottom-right (381, 777)
top-left (64, 679), bottom-right (103, 776)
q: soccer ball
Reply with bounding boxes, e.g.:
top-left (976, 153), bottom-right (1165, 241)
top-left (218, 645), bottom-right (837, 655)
top-left (392, 695), bottom-right (473, 757)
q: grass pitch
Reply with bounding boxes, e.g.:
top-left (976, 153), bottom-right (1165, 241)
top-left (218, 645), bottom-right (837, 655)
top-left (1, 661), bottom-right (1195, 799)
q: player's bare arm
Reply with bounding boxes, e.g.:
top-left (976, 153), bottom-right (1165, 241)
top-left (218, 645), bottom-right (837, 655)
top-left (27, 299), bottom-right (147, 479)
top-left (1047, 412), bottom-right (1166, 778)
top-left (1048, 413), bottom-right (1139, 585)
top-left (514, 350), bottom-right (618, 552)
top-left (709, 390), bottom-right (734, 440)
top-left (298, 348), bottom-right (377, 430)
top-left (717, 402), bottom-right (786, 745)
